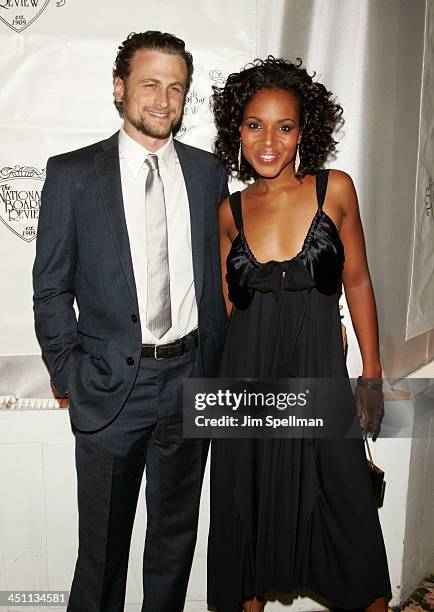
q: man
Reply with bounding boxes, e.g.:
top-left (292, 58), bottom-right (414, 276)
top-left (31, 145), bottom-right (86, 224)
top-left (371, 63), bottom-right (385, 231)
top-left (33, 31), bottom-right (228, 612)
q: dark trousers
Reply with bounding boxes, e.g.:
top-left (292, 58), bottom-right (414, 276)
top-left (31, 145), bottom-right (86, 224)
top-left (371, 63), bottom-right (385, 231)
top-left (67, 339), bottom-right (207, 612)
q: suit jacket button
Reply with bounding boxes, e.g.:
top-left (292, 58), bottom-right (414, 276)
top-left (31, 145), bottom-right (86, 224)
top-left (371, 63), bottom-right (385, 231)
top-left (131, 314), bottom-right (138, 323)
top-left (126, 357), bottom-right (134, 366)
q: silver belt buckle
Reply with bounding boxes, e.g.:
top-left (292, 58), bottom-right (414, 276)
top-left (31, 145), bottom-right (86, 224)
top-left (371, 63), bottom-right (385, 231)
top-left (154, 344), bottom-right (164, 360)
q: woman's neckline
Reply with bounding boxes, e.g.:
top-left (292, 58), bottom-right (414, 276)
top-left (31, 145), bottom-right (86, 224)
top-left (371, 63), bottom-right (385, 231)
top-left (231, 169), bottom-right (343, 268)
top-left (239, 206), bottom-right (326, 268)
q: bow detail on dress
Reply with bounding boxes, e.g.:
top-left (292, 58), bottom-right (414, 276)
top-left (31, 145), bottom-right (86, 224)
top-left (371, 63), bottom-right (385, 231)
top-left (248, 258), bottom-right (316, 298)
top-left (246, 259), bottom-right (316, 378)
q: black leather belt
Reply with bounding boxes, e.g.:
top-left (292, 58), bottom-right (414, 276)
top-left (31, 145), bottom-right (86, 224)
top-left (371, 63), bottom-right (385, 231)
top-left (141, 328), bottom-right (198, 360)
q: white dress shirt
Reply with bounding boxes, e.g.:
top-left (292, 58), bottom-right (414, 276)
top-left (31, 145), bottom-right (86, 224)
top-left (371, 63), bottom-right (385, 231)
top-left (118, 128), bottom-right (198, 344)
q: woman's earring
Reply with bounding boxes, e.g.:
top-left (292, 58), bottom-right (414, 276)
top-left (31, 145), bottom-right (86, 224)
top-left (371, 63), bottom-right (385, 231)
top-left (238, 141), bottom-right (242, 173)
top-left (294, 143), bottom-right (301, 173)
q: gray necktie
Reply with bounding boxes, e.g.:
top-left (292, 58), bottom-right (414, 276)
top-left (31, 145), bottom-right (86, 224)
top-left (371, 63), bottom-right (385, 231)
top-left (144, 154), bottom-right (172, 338)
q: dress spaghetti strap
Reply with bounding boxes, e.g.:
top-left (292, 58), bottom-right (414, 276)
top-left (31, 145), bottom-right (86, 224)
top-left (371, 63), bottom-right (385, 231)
top-left (316, 169), bottom-right (330, 210)
top-left (229, 191), bottom-right (243, 231)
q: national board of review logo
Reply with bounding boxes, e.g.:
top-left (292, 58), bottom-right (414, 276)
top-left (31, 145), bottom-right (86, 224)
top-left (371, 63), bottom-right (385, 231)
top-left (0, 0), bottom-right (66, 33)
top-left (0, 165), bottom-right (45, 243)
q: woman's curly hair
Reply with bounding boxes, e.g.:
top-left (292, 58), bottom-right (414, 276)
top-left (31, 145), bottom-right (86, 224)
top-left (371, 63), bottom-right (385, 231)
top-left (212, 56), bottom-right (344, 181)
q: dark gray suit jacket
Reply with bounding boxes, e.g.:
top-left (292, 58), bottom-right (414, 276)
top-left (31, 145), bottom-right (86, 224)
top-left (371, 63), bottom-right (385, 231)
top-left (33, 132), bottom-right (229, 432)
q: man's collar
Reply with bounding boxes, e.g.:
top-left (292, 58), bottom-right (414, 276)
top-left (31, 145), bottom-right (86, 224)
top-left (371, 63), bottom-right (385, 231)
top-left (118, 128), bottom-right (176, 176)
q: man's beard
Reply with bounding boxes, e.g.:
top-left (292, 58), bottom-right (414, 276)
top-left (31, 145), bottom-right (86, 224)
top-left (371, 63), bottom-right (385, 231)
top-left (129, 111), bottom-right (174, 140)
top-left (123, 98), bottom-right (183, 139)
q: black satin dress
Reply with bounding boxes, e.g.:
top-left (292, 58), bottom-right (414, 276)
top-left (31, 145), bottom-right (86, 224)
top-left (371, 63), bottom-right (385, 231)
top-left (207, 170), bottom-right (391, 611)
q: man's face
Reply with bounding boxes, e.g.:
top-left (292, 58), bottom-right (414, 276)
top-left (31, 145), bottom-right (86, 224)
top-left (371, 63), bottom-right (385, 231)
top-left (114, 49), bottom-right (188, 147)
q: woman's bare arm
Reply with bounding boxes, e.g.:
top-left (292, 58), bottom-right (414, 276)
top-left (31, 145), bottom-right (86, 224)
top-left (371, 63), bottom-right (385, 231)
top-left (331, 171), bottom-right (382, 378)
top-left (218, 196), bottom-right (234, 318)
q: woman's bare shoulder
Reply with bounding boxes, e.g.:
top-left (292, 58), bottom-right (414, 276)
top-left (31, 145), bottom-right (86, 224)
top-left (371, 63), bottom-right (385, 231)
top-left (218, 194), bottom-right (235, 235)
top-left (327, 168), bottom-right (355, 190)
top-left (327, 169), bottom-right (358, 214)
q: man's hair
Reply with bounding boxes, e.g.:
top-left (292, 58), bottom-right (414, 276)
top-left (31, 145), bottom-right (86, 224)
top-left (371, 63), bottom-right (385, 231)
top-left (113, 31), bottom-right (194, 117)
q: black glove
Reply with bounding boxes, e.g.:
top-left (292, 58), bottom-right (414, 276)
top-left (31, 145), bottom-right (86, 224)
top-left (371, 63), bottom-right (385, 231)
top-left (354, 377), bottom-right (385, 441)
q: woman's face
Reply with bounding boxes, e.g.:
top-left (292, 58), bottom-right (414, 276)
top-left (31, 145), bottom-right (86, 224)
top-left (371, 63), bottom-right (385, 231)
top-left (240, 88), bottom-right (301, 179)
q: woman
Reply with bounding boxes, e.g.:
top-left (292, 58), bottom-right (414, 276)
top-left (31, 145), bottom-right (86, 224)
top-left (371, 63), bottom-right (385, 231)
top-left (207, 57), bottom-right (392, 612)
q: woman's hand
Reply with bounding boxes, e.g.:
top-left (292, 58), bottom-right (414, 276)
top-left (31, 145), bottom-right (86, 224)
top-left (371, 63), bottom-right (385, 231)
top-left (354, 378), bottom-right (385, 441)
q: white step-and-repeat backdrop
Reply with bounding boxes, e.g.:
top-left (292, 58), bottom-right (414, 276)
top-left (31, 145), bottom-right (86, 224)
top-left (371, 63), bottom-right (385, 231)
top-left (0, 3), bottom-right (433, 610)
top-left (1, 0), bottom-right (433, 403)
top-left (0, 0), bottom-right (254, 403)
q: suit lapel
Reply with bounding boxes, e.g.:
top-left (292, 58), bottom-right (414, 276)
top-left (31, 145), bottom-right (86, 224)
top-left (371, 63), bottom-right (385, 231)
top-left (93, 134), bottom-right (205, 311)
top-left (174, 139), bottom-right (205, 305)
top-left (94, 132), bottom-right (138, 307)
